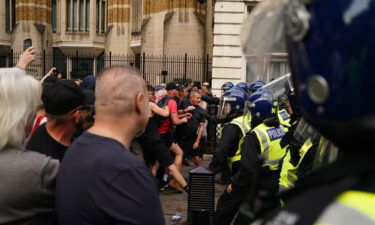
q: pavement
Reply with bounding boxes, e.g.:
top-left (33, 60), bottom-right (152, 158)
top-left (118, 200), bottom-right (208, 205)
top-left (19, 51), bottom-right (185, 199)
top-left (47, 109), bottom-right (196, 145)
top-left (160, 156), bottom-right (226, 225)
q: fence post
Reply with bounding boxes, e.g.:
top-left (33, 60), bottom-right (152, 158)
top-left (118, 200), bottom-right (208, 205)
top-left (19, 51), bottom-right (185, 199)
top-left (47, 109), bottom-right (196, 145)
top-left (9, 49), bottom-right (14, 67)
top-left (109, 51), bottom-right (112, 66)
top-left (43, 50), bottom-right (46, 76)
top-left (135, 53), bottom-right (141, 69)
top-left (205, 54), bottom-right (209, 83)
top-left (74, 51), bottom-right (78, 79)
top-left (184, 53), bottom-right (187, 83)
top-left (142, 52), bottom-right (145, 79)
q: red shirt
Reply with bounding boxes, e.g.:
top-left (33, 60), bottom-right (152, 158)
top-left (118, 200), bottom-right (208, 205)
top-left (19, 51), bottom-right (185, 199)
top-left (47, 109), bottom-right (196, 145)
top-left (31, 115), bottom-right (46, 135)
top-left (158, 98), bottom-right (178, 134)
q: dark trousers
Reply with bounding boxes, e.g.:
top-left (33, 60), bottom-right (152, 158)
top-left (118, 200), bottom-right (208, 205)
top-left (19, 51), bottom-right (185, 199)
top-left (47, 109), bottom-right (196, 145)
top-left (220, 162), bottom-right (231, 184)
top-left (215, 189), bottom-right (246, 225)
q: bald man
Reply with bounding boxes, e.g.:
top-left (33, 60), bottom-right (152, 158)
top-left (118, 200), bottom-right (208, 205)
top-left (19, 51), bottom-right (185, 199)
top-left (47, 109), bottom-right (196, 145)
top-left (56, 66), bottom-right (165, 225)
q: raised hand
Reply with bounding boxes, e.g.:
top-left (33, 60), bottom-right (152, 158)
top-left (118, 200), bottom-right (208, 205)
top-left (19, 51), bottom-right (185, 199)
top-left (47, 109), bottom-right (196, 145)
top-left (16, 47), bottom-right (37, 69)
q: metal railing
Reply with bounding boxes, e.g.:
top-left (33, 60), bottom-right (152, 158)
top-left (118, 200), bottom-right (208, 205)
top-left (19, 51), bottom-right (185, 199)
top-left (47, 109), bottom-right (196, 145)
top-left (2, 51), bottom-right (212, 86)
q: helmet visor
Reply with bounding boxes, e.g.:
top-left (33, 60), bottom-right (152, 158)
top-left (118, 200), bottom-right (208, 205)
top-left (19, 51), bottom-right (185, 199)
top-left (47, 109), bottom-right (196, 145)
top-left (217, 96), bottom-right (235, 119)
top-left (243, 100), bottom-right (255, 122)
top-left (259, 73), bottom-right (293, 100)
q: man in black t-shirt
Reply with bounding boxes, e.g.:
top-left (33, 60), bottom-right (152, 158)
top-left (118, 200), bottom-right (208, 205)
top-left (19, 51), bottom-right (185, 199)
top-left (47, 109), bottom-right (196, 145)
top-left (56, 66), bottom-right (164, 225)
top-left (27, 80), bottom-right (85, 161)
top-left (176, 90), bottom-right (206, 167)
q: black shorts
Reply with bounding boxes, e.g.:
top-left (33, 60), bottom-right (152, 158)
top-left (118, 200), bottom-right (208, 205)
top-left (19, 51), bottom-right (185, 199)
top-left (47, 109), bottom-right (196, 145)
top-left (160, 132), bottom-right (174, 149)
top-left (176, 135), bottom-right (203, 157)
top-left (138, 134), bottom-right (174, 168)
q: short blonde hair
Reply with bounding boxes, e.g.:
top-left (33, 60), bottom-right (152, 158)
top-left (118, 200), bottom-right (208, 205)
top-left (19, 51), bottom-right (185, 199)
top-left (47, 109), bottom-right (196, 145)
top-left (0, 68), bottom-right (42, 150)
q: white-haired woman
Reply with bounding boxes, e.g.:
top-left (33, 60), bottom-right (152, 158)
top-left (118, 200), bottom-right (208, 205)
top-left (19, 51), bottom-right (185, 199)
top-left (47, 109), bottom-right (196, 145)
top-left (0, 68), bottom-right (59, 224)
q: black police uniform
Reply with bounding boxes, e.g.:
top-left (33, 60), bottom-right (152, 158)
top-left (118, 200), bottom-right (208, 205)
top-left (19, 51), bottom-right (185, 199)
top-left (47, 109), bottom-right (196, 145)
top-left (220, 119), bottom-right (283, 225)
top-left (209, 121), bottom-right (243, 177)
top-left (209, 120), bottom-right (246, 225)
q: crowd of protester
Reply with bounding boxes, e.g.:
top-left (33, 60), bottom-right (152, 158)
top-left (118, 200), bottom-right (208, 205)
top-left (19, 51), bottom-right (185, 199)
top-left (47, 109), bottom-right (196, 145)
top-left (0, 45), bottom-right (342, 225)
top-left (0, 47), bottom-right (220, 225)
top-left (3, 0), bottom-right (374, 223)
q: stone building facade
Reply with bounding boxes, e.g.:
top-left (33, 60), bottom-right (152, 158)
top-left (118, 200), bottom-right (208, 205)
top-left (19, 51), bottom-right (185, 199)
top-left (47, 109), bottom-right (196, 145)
top-left (0, 0), bottom-right (213, 75)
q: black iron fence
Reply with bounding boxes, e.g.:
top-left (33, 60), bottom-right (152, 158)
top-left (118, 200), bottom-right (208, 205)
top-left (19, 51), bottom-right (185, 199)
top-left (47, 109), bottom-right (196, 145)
top-left (1, 50), bottom-right (212, 86)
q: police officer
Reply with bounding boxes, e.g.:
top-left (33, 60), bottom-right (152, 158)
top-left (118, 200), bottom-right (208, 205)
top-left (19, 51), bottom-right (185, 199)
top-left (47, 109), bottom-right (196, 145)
top-left (279, 122), bottom-right (320, 193)
top-left (278, 89), bottom-right (319, 192)
top-left (221, 82), bottom-right (234, 95)
top-left (212, 89), bottom-right (271, 225)
top-left (209, 87), bottom-right (250, 174)
top-left (259, 75), bottom-right (293, 128)
top-left (277, 94), bottom-right (292, 128)
top-left (236, 82), bottom-right (250, 95)
top-left (209, 87), bottom-right (250, 179)
top-left (227, 94), bottom-right (287, 225)
top-left (248, 80), bottom-right (265, 95)
top-left (239, 0), bottom-right (375, 224)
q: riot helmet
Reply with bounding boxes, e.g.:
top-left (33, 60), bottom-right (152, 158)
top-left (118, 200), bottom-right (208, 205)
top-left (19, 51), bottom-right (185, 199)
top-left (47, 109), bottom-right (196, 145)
top-left (244, 89), bottom-right (273, 124)
top-left (241, 0), bottom-right (375, 151)
top-left (217, 87), bottom-right (248, 120)
top-left (250, 94), bottom-right (278, 128)
top-left (221, 82), bottom-right (234, 94)
top-left (248, 80), bottom-right (265, 95)
top-left (235, 82), bottom-right (250, 95)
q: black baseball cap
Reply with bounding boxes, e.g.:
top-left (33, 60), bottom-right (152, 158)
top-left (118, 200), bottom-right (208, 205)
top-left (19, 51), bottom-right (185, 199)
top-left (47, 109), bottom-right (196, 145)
top-left (82, 89), bottom-right (95, 106)
top-left (42, 80), bottom-right (85, 115)
top-left (166, 82), bottom-right (178, 91)
top-left (43, 75), bottom-right (58, 84)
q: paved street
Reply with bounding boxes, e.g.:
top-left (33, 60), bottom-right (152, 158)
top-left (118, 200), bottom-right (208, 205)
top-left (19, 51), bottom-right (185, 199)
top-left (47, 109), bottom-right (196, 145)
top-left (160, 156), bottom-right (225, 225)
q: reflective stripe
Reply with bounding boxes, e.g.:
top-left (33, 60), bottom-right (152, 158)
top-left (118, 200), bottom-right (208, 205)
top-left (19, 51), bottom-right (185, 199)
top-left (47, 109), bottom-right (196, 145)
top-left (337, 191), bottom-right (375, 221)
top-left (254, 127), bottom-right (270, 159)
top-left (265, 159), bottom-right (281, 166)
top-left (230, 155), bottom-right (241, 164)
top-left (228, 136), bottom-right (245, 170)
top-left (279, 152), bottom-right (293, 190)
top-left (300, 139), bottom-right (312, 155)
top-left (278, 138), bottom-right (313, 191)
top-left (230, 118), bottom-right (250, 136)
top-left (217, 126), bottom-right (223, 140)
top-left (315, 201), bottom-right (375, 225)
top-left (228, 115), bottom-right (252, 170)
top-left (253, 124), bottom-right (286, 171)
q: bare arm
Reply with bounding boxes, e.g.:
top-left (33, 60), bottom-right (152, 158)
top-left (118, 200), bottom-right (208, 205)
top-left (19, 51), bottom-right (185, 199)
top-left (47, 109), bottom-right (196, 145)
top-left (178, 105), bottom-right (195, 114)
top-left (194, 122), bottom-right (205, 148)
top-left (177, 113), bottom-right (191, 119)
top-left (171, 113), bottom-right (188, 125)
top-left (149, 102), bottom-right (169, 117)
top-left (40, 67), bottom-right (56, 83)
